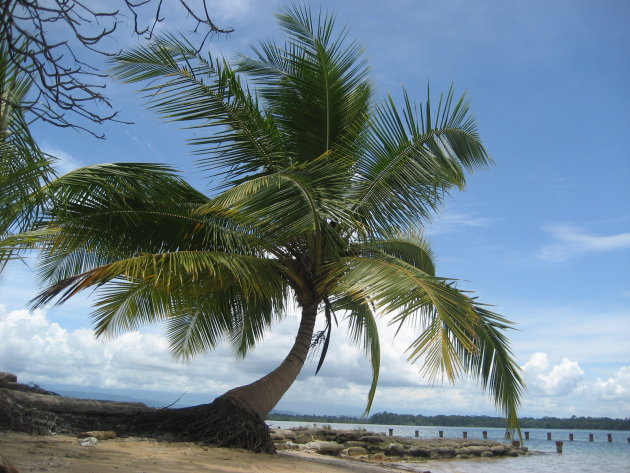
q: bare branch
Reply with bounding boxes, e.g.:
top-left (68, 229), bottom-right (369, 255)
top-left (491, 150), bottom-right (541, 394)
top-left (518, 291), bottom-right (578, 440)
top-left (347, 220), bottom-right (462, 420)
top-left (0, 0), bottom-right (233, 137)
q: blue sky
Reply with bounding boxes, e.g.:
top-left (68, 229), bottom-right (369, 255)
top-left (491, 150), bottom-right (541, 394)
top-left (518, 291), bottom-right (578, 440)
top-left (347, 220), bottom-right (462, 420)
top-left (1, 0), bottom-right (629, 419)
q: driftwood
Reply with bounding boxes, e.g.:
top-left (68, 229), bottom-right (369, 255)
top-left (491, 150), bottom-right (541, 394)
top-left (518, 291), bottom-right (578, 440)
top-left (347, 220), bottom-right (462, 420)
top-left (0, 373), bottom-right (273, 452)
top-left (0, 372), bottom-right (17, 383)
top-left (0, 377), bottom-right (149, 435)
top-left (0, 382), bottom-right (59, 395)
top-left (0, 389), bottom-right (150, 416)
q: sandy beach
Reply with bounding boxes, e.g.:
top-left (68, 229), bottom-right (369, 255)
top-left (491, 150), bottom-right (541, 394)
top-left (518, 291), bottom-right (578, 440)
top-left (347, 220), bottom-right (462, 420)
top-left (0, 432), bottom-right (414, 473)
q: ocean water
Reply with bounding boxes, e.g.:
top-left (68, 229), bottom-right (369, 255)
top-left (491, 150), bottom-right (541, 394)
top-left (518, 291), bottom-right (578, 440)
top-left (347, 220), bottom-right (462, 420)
top-left (268, 421), bottom-right (630, 473)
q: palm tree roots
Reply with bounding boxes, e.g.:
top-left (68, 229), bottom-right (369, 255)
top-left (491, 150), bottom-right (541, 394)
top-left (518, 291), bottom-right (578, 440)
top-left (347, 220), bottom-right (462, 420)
top-left (135, 396), bottom-right (275, 452)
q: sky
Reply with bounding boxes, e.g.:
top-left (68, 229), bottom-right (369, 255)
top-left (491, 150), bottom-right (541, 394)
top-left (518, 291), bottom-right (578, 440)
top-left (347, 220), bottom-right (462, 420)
top-left (1, 0), bottom-right (629, 419)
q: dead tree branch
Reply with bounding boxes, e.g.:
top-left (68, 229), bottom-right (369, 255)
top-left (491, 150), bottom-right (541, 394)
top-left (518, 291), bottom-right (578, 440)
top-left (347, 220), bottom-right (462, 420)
top-left (0, 0), bottom-right (232, 137)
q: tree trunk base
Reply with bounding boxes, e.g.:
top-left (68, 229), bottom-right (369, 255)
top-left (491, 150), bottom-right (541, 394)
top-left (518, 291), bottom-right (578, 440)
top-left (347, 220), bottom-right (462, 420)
top-left (0, 385), bottom-right (274, 453)
top-left (128, 396), bottom-right (275, 453)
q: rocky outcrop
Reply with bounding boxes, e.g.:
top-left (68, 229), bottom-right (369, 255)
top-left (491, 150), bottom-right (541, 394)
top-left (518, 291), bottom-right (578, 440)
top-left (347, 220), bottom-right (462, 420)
top-left (269, 427), bottom-right (527, 462)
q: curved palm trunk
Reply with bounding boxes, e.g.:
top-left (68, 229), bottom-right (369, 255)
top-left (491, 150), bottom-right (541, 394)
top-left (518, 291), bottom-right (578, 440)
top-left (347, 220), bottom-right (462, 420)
top-left (220, 302), bottom-right (318, 419)
top-left (154, 302), bottom-right (320, 451)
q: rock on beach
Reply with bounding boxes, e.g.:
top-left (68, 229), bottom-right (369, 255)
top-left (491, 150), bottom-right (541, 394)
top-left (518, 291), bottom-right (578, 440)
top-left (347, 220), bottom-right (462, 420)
top-left (269, 427), bottom-right (526, 462)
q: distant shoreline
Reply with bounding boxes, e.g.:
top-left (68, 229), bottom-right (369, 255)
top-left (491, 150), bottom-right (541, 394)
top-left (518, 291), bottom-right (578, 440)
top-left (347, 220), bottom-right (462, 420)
top-left (268, 412), bottom-right (630, 431)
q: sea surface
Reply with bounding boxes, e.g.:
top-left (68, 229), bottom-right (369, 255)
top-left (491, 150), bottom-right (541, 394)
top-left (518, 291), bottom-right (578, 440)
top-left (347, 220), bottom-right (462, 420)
top-left (268, 420), bottom-right (630, 473)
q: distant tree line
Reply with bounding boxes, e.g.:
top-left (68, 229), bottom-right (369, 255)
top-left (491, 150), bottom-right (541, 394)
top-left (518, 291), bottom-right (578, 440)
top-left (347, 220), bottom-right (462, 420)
top-left (268, 411), bottom-right (630, 431)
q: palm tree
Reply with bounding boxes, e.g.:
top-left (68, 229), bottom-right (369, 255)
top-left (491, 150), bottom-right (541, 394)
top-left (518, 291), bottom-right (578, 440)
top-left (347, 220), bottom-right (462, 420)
top-left (0, 41), bottom-right (56, 274)
top-left (11, 6), bottom-right (523, 451)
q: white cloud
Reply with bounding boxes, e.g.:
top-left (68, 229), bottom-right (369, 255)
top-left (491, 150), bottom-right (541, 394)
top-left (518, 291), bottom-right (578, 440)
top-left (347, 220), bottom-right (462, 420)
top-left (522, 352), bottom-right (584, 396)
top-left (522, 352), bottom-right (549, 372)
top-left (593, 367), bottom-right (630, 402)
top-left (537, 225), bottom-right (630, 262)
top-left (0, 305), bottom-right (501, 415)
top-left (0, 305), bottom-right (236, 394)
top-left (3, 305), bottom-right (626, 418)
top-left (41, 145), bottom-right (83, 175)
top-left (427, 213), bottom-right (496, 236)
top-left (517, 353), bottom-right (630, 417)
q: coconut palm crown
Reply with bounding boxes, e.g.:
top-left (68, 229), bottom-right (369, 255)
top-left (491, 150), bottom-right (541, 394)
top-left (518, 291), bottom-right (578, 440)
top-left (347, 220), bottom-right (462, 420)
top-left (12, 6), bottom-right (524, 435)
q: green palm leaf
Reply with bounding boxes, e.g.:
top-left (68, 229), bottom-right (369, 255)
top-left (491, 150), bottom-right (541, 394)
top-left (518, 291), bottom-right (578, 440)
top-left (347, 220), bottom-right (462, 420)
top-left (110, 35), bottom-right (287, 184)
top-left (334, 296), bottom-right (381, 414)
top-left (325, 244), bottom-right (523, 425)
top-left (0, 42), bottom-right (56, 271)
top-left (239, 5), bottom-right (372, 163)
top-left (352, 87), bottom-right (491, 233)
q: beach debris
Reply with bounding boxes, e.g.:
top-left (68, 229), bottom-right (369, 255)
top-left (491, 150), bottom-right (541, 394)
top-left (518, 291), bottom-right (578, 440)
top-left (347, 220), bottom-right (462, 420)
top-left (79, 436), bottom-right (98, 447)
top-left (77, 430), bottom-right (117, 440)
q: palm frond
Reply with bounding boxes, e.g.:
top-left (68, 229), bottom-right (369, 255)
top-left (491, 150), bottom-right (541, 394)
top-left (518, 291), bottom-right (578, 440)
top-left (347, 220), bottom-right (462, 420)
top-left (362, 233), bottom-right (436, 276)
top-left (327, 254), bottom-right (477, 357)
top-left (90, 276), bottom-right (287, 360)
top-left (327, 250), bottom-right (523, 426)
top-left (461, 304), bottom-right (524, 431)
top-left (351, 87), bottom-right (491, 233)
top-left (110, 35), bottom-right (286, 183)
top-left (33, 250), bottom-right (282, 307)
top-left (238, 4), bottom-right (372, 164)
top-left (334, 296), bottom-right (381, 415)
top-left (25, 163), bottom-right (263, 284)
top-left (0, 43), bottom-right (57, 271)
top-left (198, 152), bottom-right (359, 248)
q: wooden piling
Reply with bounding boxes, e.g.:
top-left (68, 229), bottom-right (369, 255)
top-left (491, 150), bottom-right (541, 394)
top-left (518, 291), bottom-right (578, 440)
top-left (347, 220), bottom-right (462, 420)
top-left (589, 434), bottom-right (594, 442)
top-left (525, 432), bottom-right (530, 440)
top-left (388, 428), bottom-right (393, 436)
top-left (463, 431), bottom-right (467, 438)
top-left (438, 430), bottom-right (444, 438)
top-left (555, 441), bottom-right (563, 454)
top-left (414, 430), bottom-right (419, 437)
top-left (569, 433), bottom-right (574, 441)
top-left (482, 431), bottom-right (488, 439)
top-left (547, 432), bottom-right (552, 441)
top-left (608, 433), bottom-right (612, 442)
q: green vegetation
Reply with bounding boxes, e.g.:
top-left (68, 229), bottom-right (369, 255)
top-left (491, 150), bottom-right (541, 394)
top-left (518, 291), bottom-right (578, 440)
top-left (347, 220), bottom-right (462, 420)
top-left (268, 412), bottom-right (630, 431)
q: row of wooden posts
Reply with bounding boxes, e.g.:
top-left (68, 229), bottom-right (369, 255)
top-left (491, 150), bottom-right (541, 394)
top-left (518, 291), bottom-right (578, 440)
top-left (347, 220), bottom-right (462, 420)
top-left (386, 428), bottom-right (627, 453)
top-left (387, 428), bottom-right (620, 442)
